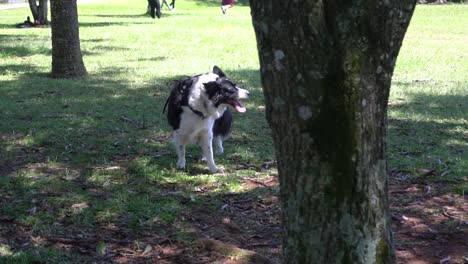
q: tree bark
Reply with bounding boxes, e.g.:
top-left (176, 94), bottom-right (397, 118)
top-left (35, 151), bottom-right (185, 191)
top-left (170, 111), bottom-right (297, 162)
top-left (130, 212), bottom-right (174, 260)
top-left (28, 0), bottom-right (48, 25)
top-left (249, 1), bottom-right (416, 263)
top-left (50, 0), bottom-right (86, 78)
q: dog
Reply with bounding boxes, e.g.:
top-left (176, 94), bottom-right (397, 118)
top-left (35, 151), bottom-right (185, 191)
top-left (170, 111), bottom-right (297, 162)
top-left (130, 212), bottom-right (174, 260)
top-left (163, 66), bottom-right (249, 173)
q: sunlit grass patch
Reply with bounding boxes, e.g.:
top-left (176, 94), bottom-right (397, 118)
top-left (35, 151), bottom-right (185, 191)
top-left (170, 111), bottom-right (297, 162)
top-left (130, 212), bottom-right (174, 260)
top-left (388, 5), bottom-right (467, 186)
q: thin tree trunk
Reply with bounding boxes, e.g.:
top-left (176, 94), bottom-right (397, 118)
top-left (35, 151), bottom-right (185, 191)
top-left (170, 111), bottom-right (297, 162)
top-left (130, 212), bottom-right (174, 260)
top-left (39, 0), bottom-right (48, 24)
top-left (249, 1), bottom-right (416, 263)
top-left (50, 0), bottom-right (86, 78)
top-left (28, 0), bottom-right (38, 20)
top-left (28, 0), bottom-right (48, 25)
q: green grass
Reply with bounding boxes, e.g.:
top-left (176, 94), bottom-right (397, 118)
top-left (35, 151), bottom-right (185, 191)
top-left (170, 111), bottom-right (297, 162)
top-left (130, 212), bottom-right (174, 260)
top-left (0, 1), bottom-right (467, 262)
top-left (389, 5), bottom-right (468, 188)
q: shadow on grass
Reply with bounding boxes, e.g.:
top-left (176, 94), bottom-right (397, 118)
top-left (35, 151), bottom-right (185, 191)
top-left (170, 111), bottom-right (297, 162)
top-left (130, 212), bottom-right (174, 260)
top-left (0, 175), bottom-right (281, 262)
top-left (81, 45), bottom-right (131, 56)
top-left (0, 63), bottom-right (47, 75)
top-left (78, 21), bottom-right (151, 27)
top-left (87, 12), bottom-right (187, 19)
top-left (0, 34), bottom-right (50, 57)
top-left (192, 0), bottom-right (250, 6)
top-left (391, 81), bottom-right (467, 119)
top-left (0, 24), bottom-right (48, 29)
top-left (87, 13), bottom-right (150, 18)
top-left (387, 82), bottom-right (467, 180)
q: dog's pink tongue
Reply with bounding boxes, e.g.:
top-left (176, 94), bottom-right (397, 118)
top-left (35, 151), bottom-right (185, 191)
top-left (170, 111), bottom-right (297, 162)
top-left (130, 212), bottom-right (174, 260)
top-left (229, 99), bottom-right (247, 113)
top-left (235, 105), bottom-right (247, 113)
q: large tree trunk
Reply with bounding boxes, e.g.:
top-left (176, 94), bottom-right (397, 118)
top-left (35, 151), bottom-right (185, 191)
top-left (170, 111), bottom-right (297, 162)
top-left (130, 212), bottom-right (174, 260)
top-left (50, 0), bottom-right (86, 78)
top-left (28, 0), bottom-right (48, 25)
top-left (249, 1), bottom-right (416, 263)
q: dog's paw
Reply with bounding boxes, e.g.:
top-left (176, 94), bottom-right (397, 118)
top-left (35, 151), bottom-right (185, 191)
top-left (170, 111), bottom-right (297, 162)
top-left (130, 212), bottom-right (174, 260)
top-left (209, 167), bottom-right (224, 174)
top-left (176, 161), bottom-right (186, 170)
top-left (216, 147), bottom-right (224, 154)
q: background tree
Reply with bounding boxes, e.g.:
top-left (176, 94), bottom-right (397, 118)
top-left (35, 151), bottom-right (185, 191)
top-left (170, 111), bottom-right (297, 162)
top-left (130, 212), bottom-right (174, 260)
top-left (249, 1), bottom-right (416, 263)
top-left (50, 0), bottom-right (86, 78)
top-left (28, 0), bottom-right (48, 25)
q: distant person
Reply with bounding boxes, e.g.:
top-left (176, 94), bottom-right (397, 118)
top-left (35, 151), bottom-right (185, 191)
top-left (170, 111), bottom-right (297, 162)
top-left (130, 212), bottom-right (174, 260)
top-left (148, 0), bottom-right (161, 19)
top-left (221, 0), bottom-right (234, 15)
top-left (16, 16), bottom-right (38, 28)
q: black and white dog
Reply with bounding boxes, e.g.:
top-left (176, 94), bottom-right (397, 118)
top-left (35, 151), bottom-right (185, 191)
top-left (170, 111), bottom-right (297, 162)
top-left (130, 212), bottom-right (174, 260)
top-left (163, 66), bottom-right (249, 173)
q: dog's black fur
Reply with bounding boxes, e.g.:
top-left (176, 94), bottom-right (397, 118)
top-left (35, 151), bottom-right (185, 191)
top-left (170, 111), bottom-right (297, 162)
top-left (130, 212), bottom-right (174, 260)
top-left (164, 77), bottom-right (195, 130)
top-left (213, 109), bottom-right (232, 138)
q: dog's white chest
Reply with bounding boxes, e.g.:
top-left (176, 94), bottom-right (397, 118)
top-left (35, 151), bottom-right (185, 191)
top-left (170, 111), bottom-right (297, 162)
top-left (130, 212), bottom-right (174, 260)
top-left (175, 109), bottom-right (215, 144)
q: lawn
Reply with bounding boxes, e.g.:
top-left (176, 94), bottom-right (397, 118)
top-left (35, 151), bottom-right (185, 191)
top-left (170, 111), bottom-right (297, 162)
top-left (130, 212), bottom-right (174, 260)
top-left (0, 1), bottom-right (467, 263)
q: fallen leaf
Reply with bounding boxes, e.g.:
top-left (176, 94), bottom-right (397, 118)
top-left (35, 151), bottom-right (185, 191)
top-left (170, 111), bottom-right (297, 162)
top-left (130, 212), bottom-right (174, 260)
top-left (222, 217), bottom-right (241, 232)
top-left (142, 244), bottom-right (152, 256)
top-left (417, 169), bottom-right (436, 177)
top-left (424, 185), bottom-right (432, 194)
top-left (71, 203), bottom-right (89, 210)
top-left (440, 170), bottom-right (452, 177)
top-left (27, 206), bottom-right (37, 215)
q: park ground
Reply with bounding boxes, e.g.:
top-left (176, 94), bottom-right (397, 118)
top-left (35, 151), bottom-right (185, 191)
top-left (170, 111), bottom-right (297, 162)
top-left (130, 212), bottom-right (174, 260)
top-left (0, 0), bottom-right (467, 263)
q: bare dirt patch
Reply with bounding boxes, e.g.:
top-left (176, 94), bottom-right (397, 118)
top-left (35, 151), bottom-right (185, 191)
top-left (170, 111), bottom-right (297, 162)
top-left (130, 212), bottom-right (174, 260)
top-left (390, 179), bottom-right (467, 264)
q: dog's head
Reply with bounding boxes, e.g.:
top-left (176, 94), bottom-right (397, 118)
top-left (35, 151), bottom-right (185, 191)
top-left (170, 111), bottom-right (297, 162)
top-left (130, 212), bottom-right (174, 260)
top-left (203, 66), bottom-right (249, 113)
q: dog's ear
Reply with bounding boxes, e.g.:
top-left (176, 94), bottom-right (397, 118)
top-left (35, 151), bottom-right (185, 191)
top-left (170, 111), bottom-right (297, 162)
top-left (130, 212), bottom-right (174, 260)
top-left (213, 66), bottom-right (226, 78)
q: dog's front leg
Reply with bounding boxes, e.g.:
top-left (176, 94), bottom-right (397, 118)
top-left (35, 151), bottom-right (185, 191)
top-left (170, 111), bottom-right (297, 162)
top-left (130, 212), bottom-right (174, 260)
top-left (200, 131), bottom-right (223, 174)
top-left (173, 132), bottom-right (186, 169)
top-left (175, 144), bottom-right (186, 169)
top-left (214, 135), bottom-right (224, 154)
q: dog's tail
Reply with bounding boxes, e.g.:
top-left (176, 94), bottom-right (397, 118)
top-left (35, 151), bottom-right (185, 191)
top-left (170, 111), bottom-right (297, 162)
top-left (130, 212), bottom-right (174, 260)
top-left (162, 96), bottom-right (170, 114)
top-left (163, 80), bottom-right (178, 114)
